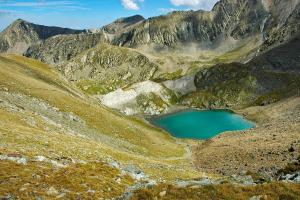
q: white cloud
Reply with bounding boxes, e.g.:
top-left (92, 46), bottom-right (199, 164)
top-left (121, 0), bottom-right (144, 10)
top-left (170, 0), bottom-right (219, 10)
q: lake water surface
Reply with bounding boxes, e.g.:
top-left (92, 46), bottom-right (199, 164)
top-left (151, 110), bottom-right (254, 139)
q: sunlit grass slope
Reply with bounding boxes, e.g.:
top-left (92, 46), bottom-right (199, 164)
top-left (0, 54), bottom-right (200, 198)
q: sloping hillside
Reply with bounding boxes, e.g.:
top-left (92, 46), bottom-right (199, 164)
top-left (260, 0), bottom-right (300, 51)
top-left (25, 32), bottom-right (107, 65)
top-left (0, 54), bottom-right (200, 198)
top-left (182, 33), bottom-right (300, 109)
top-left (19, 0), bottom-right (299, 84)
top-left (193, 96), bottom-right (300, 175)
top-left (59, 43), bottom-right (158, 95)
top-left (251, 33), bottom-right (300, 72)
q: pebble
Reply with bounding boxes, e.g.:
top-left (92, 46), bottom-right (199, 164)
top-left (19, 187), bottom-right (27, 192)
top-left (87, 189), bottom-right (95, 194)
top-left (159, 191), bottom-right (167, 197)
top-left (56, 193), bottom-right (66, 199)
top-left (47, 187), bottom-right (59, 196)
top-left (250, 195), bottom-right (263, 200)
top-left (115, 178), bottom-right (121, 184)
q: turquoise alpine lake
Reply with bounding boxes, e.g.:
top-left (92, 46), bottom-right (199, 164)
top-left (150, 110), bottom-right (254, 140)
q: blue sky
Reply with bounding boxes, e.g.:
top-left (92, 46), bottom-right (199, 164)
top-left (0, 0), bottom-right (219, 31)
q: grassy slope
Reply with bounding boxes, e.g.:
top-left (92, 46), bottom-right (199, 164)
top-left (0, 160), bottom-right (134, 199)
top-left (182, 63), bottom-right (300, 109)
top-left (193, 97), bottom-right (300, 176)
top-left (132, 182), bottom-right (300, 200)
top-left (143, 35), bottom-right (263, 82)
top-left (181, 34), bottom-right (300, 109)
top-left (0, 54), bottom-right (200, 198)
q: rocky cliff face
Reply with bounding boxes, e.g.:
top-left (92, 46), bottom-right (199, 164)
top-left (23, 15), bottom-right (146, 65)
top-left (183, 33), bottom-right (300, 109)
top-left (25, 32), bottom-right (107, 65)
top-left (251, 33), bottom-right (300, 72)
top-left (59, 43), bottom-right (158, 95)
top-left (101, 15), bottom-right (145, 34)
top-left (112, 0), bottom-right (300, 56)
top-left (113, 0), bottom-right (269, 49)
top-left (1, 0), bottom-right (299, 60)
top-left (260, 0), bottom-right (300, 50)
top-left (0, 19), bottom-right (84, 54)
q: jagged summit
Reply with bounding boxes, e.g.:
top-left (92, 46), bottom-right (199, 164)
top-left (0, 18), bottom-right (84, 54)
top-left (12, 18), bottom-right (27, 24)
top-left (101, 14), bottom-right (145, 34)
top-left (114, 14), bottom-right (145, 23)
top-left (113, 0), bottom-right (299, 50)
top-left (1, 0), bottom-right (299, 57)
top-left (113, 0), bottom-right (270, 48)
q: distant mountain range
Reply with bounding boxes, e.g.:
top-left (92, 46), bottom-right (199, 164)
top-left (0, 0), bottom-right (298, 112)
top-left (1, 0), bottom-right (299, 57)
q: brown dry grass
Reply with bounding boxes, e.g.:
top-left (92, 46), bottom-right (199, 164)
top-left (0, 160), bottom-right (133, 199)
top-left (0, 54), bottom-right (200, 183)
top-left (132, 182), bottom-right (300, 200)
top-left (193, 97), bottom-right (300, 175)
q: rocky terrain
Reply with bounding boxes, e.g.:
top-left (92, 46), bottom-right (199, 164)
top-left (59, 43), bottom-right (158, 95)
top-left (24, 32), bottom-right (107, 65)
top-left (19, 0), bottom-right (300, 115)
top-left (101, 15), bottom-right (145, 35)
top-left (100, 81), bottom-right (177, 115)
top-left (194, 97), bottom-right (300, 176)
top-left (260, 0), bottom-right (300, 51)
top-left (182, 33), bottom-right (300, 109)
top-left (0, 19), bottom-right (84, 54)
top-left (114, 0), bottom-right (268, 48)
top-left (0, 0), bottom-right (300, 199)
top-left (24, 15), bottom-right (146, 66)
top-left (0, 54), bottom-right (199, 199)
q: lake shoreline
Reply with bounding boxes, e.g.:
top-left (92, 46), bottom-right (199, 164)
top-left (147, 109), bottom-right (255, 140)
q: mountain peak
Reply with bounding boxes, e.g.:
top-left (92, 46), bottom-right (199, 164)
top-left (11, 18), bottom-right (29, 26)
top-left (102, 14), bottom-right (145, 34)
top-left (115, 15), bottom-right (145, 23)
top-left (0, 19), bottom-right (84, 54)
top-left (14, 18), bottom-right (24, 22)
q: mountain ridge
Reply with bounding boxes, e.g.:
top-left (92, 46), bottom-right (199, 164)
top-left (0, 19), bottom-right (85, 54)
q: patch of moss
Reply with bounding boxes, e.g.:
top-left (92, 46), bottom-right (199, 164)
top-left (136, 92), bottom-right (167, 113)
top-left (154, 69), bottom-right (183, 82)
top-left (76, 79), bottom-right (117, 95)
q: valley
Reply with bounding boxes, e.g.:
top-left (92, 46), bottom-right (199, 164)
top-left (0, 0), bottom-right (300, 199)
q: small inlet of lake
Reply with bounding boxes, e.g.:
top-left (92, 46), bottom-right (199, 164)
top-left (150, 110), bottom-right (254, 140)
